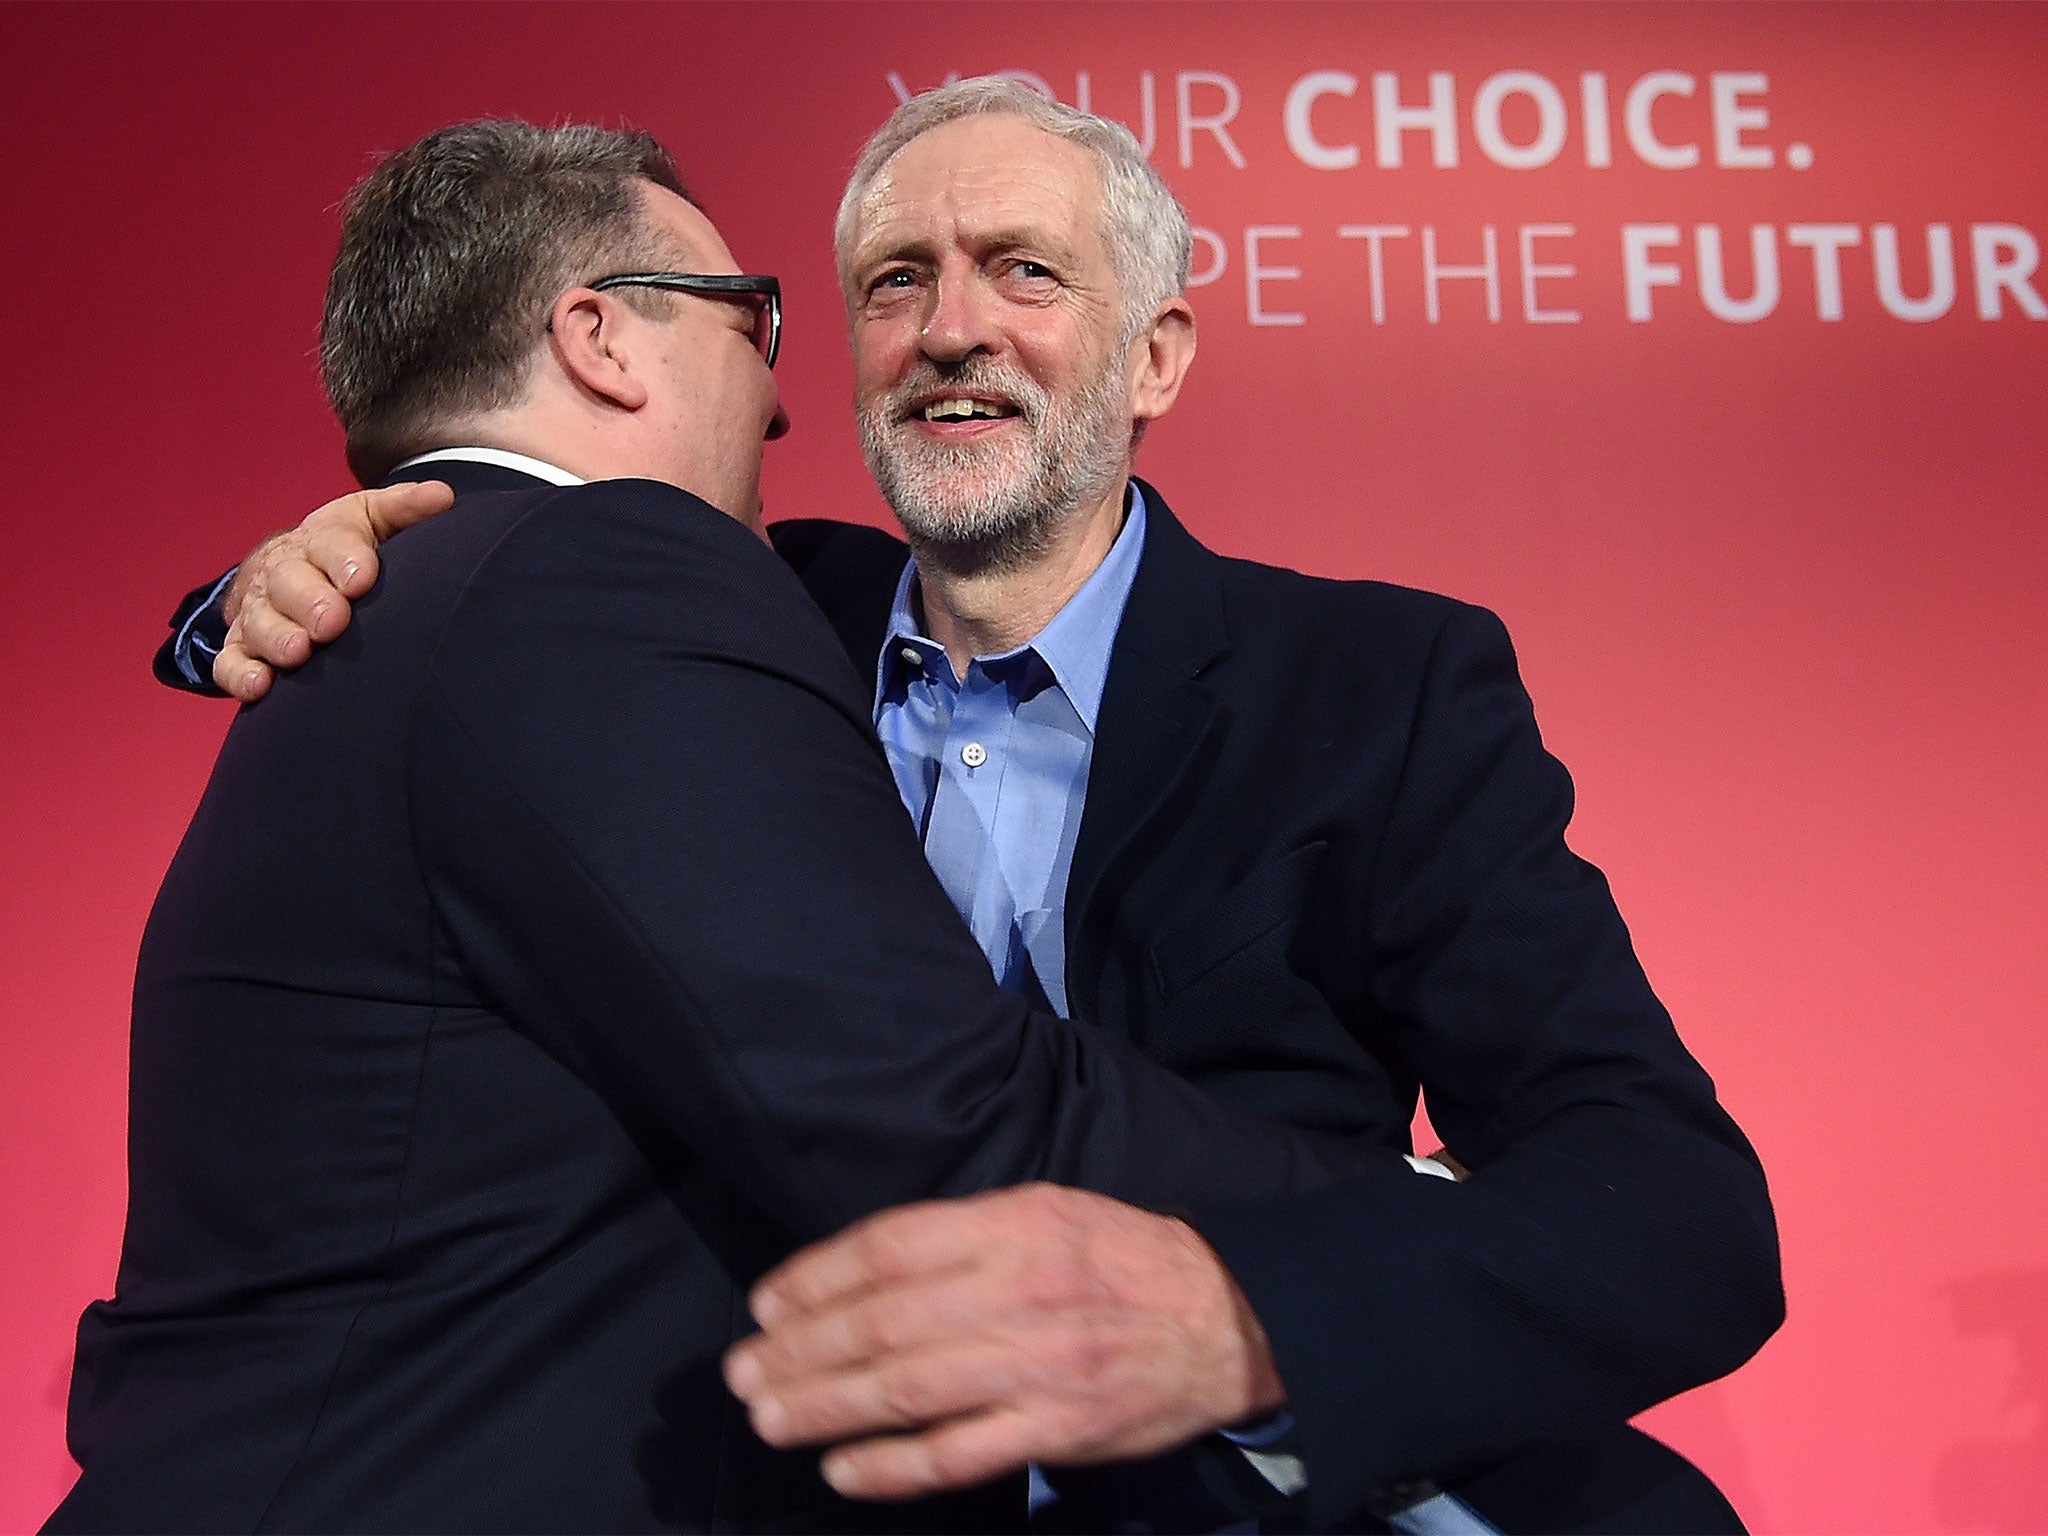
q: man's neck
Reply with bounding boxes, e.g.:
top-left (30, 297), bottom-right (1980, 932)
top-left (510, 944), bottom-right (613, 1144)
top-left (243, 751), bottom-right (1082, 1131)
top-left (913, 480), bottom-right (1130, 672)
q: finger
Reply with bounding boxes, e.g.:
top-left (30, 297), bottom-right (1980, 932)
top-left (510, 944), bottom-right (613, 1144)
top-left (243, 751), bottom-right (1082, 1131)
top-left (234, 594), bottom-right (313, 671)
top-left (300, 517), bottom-right (383, 601)
top-left (745, 1338), bottom-right (1024, 1449)
top-left (733, 1258), bottom-right (1053, 1399)
top-left (263, 557), bottom-right (355, 641)
top-left (820, 1407), bottom-right (1051, 1501)
top-left (212, 640), bottom-right (274, 703)
top-left (360, 479), bottom-right (455, 540)
top-left (751, 1195), bottom-right (1018, 1327)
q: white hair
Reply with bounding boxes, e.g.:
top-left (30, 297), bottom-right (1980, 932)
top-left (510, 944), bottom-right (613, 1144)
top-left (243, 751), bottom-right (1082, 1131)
top-left (833, 77), bottom-right (1191, 342)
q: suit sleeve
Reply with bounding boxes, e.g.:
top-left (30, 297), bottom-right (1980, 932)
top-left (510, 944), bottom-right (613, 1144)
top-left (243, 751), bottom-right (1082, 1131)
top-left (408, 482), bottom-right (1398, 1252)
top-left (153, 570), bottom-right (235, 694)
top-left (1190, 602), bottom-right (1783, 1529)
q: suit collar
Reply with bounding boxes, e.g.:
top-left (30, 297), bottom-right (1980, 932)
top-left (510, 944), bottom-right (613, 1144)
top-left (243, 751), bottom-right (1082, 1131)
top-left (380, 456), bottom-right (558, 498)
top-left (1109, 479), bottom-right (1231, 681)
top-left (391, 446), bottom-right (584, 486)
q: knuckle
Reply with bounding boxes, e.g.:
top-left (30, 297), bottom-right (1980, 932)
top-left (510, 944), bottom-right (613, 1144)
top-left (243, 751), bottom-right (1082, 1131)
top-left (845, 1306), bottom-right (889, 1357)
top-left (1039, 1314), bottom-right (1123, 1390)
top-left (920, 1434), bottom-right (977, 1488)
top-left (872, 1362), bottom-right (933, 1425)
top-left (865, 1296), bottom-right (927, 1355)
top-left (1018, 1250), bottom-right (1096, 1310)
top-left (239, 603), bottom-right (281, 643)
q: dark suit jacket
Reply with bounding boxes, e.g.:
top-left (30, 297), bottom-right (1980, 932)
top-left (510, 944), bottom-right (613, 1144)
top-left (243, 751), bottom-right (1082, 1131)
top-left (57, 461), bottom-right (1393, 1534)
top-left (774, 482), bottom-right (1783, 1532)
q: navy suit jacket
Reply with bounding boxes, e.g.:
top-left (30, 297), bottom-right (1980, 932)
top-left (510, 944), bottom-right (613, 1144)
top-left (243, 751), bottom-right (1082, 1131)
top-left (774, 483), bottom-right (1782, 1531)
top-left (133, 470), bottom-right (1781, 1532)
top-left (58, 462), bottom-right (1395, 1534)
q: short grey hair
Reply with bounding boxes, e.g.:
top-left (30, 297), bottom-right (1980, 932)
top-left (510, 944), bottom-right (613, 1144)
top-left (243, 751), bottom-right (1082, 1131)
top-left (322, 119), bottom-right (689, 484)
top-left (833, 78), bottom-right (1191, 343)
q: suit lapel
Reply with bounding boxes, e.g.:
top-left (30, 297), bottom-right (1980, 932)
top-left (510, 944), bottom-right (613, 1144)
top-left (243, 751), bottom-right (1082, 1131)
top-left (1064, 482), bottom-right (1232, 1023)
top-left (767, 496), bottom-right (1231, 1029)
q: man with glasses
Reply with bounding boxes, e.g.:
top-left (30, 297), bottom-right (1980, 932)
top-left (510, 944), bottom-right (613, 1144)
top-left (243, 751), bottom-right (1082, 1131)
top-left (50, 118), bottom-right (1395, 1534)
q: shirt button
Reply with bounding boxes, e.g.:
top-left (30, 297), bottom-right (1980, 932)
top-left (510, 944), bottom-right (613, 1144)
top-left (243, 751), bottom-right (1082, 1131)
top-left (961, 742), bottom-right (988, 768)
top-left (899, 645), bottom-right (921, 666)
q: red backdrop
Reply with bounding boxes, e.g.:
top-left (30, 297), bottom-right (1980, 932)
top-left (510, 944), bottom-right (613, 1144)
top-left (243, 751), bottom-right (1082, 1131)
top-left (2, 4), bottom-right (2043, 1531)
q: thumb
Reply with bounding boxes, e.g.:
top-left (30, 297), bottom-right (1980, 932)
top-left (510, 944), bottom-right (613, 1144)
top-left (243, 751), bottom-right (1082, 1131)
top-left (363, 479), bottom-right (457, 540)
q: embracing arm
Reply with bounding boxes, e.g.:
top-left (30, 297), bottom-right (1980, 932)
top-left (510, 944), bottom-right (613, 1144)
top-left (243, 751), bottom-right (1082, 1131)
top-left (153, 481), bottom-right (451, 699)
top-left (409, 481), bottom-right (1398, 1250)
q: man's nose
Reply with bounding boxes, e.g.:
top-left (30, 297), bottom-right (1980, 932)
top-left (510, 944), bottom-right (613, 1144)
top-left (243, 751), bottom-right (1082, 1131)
top-left (918, 272), bottom-right (1000, 363)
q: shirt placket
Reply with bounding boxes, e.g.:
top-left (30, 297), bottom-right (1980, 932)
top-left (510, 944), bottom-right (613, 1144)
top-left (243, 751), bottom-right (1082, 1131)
top-left (922, 663), bottom-right (1018, 988)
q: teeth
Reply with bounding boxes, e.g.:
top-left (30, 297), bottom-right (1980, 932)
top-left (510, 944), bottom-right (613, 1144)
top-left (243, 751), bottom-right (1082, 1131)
top-left (922, 398), bottom-right (1009, 421)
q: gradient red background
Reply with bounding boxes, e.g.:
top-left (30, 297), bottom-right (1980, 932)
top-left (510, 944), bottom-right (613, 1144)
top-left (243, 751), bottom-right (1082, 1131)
top-left (2, 4), bottom-right (2043, 1531)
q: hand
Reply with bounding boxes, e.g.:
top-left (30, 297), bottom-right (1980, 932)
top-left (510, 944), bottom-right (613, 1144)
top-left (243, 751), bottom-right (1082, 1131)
top-left (213, 480), bottom-right (455, 700)
top-left (723, 1183), bottom-right (1286, 1501)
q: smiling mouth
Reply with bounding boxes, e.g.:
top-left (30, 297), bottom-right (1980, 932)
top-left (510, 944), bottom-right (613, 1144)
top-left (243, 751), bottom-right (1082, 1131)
top-left (916, 397), bottom-right (1020, 424)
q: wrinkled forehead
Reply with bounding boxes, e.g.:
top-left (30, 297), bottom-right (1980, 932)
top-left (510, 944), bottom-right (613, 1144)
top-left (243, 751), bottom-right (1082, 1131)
top-left (849, 115), bottom-right (1107, 264)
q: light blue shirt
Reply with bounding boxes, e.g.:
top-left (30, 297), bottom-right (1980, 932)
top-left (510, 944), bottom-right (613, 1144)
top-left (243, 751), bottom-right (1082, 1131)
top-left (872, 488), bottom-right (1148, 1017)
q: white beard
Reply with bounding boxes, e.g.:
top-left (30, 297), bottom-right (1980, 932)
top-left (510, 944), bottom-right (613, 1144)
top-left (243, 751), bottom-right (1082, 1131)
top-left (858, 353), bottom-right (1132, 573)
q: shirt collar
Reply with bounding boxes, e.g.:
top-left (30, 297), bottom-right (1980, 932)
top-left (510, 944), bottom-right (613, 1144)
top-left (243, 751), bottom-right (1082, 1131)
top-left (875, 483), bottom-right (1149, 735)
top-left (390, 446), bottom-right (586, 487)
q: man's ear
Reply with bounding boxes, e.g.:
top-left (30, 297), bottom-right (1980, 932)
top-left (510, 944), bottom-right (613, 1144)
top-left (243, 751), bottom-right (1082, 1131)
top-left (1129, 298), bottom-right (1197, 424)
top-left (548, 288), bottom-right (651, 411)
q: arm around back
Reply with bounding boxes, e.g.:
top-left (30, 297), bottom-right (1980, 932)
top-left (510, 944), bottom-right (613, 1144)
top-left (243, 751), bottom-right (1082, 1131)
top-left (154, 480), bottom-right (453, 700)
top-left (409, 478), bottom-right (1400, 1249)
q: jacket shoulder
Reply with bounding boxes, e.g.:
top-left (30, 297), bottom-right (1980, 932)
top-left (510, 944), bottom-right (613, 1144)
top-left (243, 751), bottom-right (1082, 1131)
top-left (1213, 551), bottom-right (1506, 657)
top-left (769, 517), bottom-right (909, 586)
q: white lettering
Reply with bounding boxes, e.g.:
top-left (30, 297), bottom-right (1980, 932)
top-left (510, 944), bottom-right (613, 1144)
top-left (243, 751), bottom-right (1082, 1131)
top-left (1623, 224), bottom-right (1684, 320)
top-left (1520, 224), bottom-right (1580, 322)
top-left (1474, 71), bottom-right (1568, 170)
top-left (1177, 72), bottom-right (1246, 169)
top-left (1188, 226), bottom-right (1228, 289)
top-left (1373, 70), bottom-right (1458, 168)
top-left (1423, 225), bottom-right (1501, 323)
top-left (1246, 226), bottom-right (1306, 325)
top-left (1786, 224), bottom-right (1861, 320)
top-left (1698, 225), bottom-right (1781, 322)
top-left (1872, 224), bottom-right (1956, 322)
top-left (1284, 71), bottom-right (1361, 170)
top-left (1581, 72), bottom-right (1614, 168)
top-left (1625, 72), bottom-right (1699, 170)
top-left (1338, 225), bottom-right (1411, 324)
top-left (1971, 224), bottom-right (2048, 319)
top-left (1710, 73), bottom-right (1773, 168)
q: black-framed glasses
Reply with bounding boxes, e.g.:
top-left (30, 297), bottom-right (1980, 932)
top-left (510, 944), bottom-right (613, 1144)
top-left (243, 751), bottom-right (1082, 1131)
top-left (591, 272), bottom-right (782, 369)
top-left (598, 270), bottom-right (782, 366)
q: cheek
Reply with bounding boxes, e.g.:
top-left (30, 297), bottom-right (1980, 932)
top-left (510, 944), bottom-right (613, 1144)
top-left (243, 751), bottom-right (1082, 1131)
top-left (852, 319), bottom-right (922, 390)
top-left (1008, 317), bottom-right (1096, 386)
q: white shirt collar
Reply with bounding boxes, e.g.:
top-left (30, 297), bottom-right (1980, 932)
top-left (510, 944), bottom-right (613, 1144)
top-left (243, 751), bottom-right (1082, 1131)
top-left (389, 446), bottom-right (586, 486)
